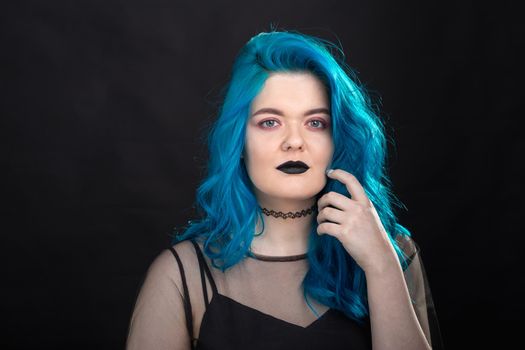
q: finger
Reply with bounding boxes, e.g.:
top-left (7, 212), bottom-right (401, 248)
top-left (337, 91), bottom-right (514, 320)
top-left (317, 191), bottom-right (354, 211)
top-left (316, 206), bottom-right (346, 225)
top-left (326, 169), bottom-right (369, 205)
top-left (316, 222), bottom-right (341, 237)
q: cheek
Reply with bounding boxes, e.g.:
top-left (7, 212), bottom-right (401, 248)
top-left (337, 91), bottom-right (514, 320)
top-left (327, 143), bottom-right (334, 161)
top-left (248, 150), bottom-right (273, 171)
top-left (244, 135), bottom-right (271, 167)
top-left (325, 134), bottom-right (334, 157)
top-left (315, 137), bottom-right (334, 162)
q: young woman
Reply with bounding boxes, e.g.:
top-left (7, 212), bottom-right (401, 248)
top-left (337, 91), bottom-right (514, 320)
top-left (126, 30), bottom-right (443, 350)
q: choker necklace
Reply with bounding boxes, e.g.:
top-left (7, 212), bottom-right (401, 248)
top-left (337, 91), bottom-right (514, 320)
top-left (247, 250), bottom-right (307, 262)
top-left (259, 204), bottom-right (317, 219)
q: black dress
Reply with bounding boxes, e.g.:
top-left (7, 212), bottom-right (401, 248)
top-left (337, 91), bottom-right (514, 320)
top-left (171, 240), bottom-right (372, 349)
top-left (126, 236), bottom-right (443, 349)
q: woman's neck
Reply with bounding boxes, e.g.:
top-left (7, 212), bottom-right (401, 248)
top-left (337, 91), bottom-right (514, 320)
top-left (250, 200), bottom-right (316, 256)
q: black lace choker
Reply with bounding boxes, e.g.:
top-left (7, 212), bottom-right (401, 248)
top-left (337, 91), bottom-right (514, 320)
top-left (259, 204), bottom-right (317, 219)
top-left (247, 251), bottom-right (307, 262)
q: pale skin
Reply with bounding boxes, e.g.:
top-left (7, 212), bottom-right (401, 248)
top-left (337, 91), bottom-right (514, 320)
top-left (319, 170), bottom-right (431, 350)
top-left (244, 72), bottom-right (431, 349)
top-left (245, 72), bottom-right (333, 256)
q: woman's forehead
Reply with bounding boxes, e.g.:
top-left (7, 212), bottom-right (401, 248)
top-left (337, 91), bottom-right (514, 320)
top-left (250, 72), bottom-right (329, 113)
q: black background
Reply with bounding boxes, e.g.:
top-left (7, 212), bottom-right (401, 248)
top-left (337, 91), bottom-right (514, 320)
top-left (2, 0), bottom-right (522, 349)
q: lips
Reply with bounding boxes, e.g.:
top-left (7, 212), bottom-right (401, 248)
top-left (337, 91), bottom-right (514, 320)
top-left (276, 160), bottom-right (310, 174)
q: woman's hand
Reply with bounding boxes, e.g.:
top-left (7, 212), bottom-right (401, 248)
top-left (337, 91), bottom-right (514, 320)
top-left (316, 169), bottom-right (398, 275)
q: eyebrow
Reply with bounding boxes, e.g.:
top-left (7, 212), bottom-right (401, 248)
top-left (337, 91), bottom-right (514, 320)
top-left (251, 107), bottom-right (330, 117)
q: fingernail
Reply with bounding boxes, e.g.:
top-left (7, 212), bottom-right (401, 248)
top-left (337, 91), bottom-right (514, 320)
top-left (325, 168), bottom-right (334, 176)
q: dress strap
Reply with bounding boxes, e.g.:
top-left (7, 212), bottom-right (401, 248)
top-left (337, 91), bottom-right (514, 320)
top-left (191, 240), bottom-right (218, 305)
top-left (168, 246), bottom-right (197, 349)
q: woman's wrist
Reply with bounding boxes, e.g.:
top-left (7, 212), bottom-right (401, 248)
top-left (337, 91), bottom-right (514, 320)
top-left (363, 252), bottom-right (401, 278)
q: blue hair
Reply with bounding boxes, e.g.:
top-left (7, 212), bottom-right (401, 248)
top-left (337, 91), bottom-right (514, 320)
top-left (171, 29), bottom-right (412, 324)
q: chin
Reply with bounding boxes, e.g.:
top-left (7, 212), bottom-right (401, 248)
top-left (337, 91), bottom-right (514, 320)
top-left (268, 186), bottom-right (323, 201)
top-left (252, 173), bottom-right (325, 199)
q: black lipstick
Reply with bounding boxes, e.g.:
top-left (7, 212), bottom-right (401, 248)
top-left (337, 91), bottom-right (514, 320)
top-left (276, 160), bottom-right (310, 174)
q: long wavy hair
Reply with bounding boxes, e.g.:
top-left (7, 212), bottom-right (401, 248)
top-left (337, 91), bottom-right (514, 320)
top-left (171, 29), bottom-right (412, 324)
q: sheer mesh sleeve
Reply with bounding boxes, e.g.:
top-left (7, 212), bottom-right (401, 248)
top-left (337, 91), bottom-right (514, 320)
top-left (126, 236), bottom-right (444, 349)
top-left (397, 234), bottom-right (444, 350)
top-left (126, 244), bottom-right (192, 350)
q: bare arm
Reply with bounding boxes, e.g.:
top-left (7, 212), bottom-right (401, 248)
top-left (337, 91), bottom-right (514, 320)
top-left (366, 256), bottom-right (432, 350)
top-left (317, 170), bottom-right (435, 349)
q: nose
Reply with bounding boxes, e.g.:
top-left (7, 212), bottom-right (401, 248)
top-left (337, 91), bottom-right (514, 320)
top-left (281, 122), bottom-right (305, 151)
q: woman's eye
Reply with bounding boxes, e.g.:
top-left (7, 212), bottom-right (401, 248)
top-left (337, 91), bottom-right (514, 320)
top-left (258, 119), bottom-right (328, 129)
top-left (309, 120), bottom-right (327, 129)
top-left (260, 120), bottom-right (279, 128)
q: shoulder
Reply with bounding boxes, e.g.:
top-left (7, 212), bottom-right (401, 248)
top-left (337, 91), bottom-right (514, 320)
top-left (145, 240), bottom-right (199, 292)
top-left (167, 239), bottom-right (200, 264)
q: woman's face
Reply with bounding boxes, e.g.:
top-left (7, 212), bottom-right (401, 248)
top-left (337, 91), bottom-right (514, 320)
top-left (243, 72), bottom-right (334, 206)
